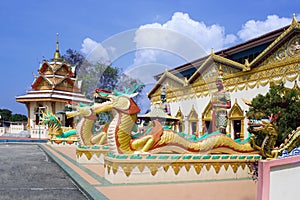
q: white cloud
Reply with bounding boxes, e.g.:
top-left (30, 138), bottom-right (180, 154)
top-left (131, 12), bottom-right (238, 85)
top-left (237, 15), bottom-right (299, 41)
top-left (81, 37), bottom-right (110, 64)
top-left (79, 13), bottom-right (300, 89)
top-left (133, 12), bottom-right (237, 66)
top-left (81, 38), bottom-right (98, 54)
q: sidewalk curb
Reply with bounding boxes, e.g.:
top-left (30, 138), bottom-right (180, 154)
top-left (39, 144), bottom-right (109, 200)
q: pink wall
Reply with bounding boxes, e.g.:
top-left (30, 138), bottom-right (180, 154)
top-left (257, 154), bottom-right (300, 200)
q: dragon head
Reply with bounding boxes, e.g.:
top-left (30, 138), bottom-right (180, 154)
top-left (40, 106), bottom-right (62, 135)
top-left (92, 87), bottom-right (141, 115)
top-left (248, 112), bottom-right (280, 136)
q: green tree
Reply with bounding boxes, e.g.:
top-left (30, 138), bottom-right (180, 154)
top-left (62, 49), bottom-right (86, 76)
top-left (10, 114), bottom-right (27, 122)
top-left (76, 62), bottom-right (121, 98)
top-left (62, 49), bottom-right (145, 102)
top-left (0, 109), bottom-right (12, 121)
top-left (247, 82), bottom-right (300, 145)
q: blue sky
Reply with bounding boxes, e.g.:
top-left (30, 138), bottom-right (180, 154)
top-left (0, 0), bottom-right (299, 115)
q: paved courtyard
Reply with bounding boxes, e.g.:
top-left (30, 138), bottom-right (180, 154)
top-left (0, 144), bottom-right (88, 200)
top-left (0, 141), bottom-right (257, 200)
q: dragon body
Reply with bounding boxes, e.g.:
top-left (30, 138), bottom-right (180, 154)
top-left (66, 104), bottom-right (108, 146)
top-left (74, 89), bottom-right (258, 155)
top-left (250, 116), bottom-right (300, 159)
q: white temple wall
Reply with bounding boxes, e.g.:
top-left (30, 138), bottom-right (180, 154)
top-left (169, 96), bottom-right (210, 134)
top-left (167, 80), bottom-right (298, 138)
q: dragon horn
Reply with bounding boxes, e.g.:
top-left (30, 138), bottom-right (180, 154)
top-left (132, 83), bottom-right (145, 93)
top-left (66, 111), bottom-right (81, 119)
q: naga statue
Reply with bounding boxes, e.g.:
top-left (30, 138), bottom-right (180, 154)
top-left (249, 112), bottom-right (300, 159)
top-left (40, 107), bottom-right (76, 139)
top-left (66, 102), bottom-right (108, 147)
top-left (67, 87), bottom-right (257, 155)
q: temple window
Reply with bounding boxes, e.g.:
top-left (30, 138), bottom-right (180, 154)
top-left (228, 100), bottom-right (244, 140)
top-left (175, 108), bottom-right (184, 133)
top-left (202, 101), bottom-right (212, 134)
top-left (188, 106), bottom-right (199, 136)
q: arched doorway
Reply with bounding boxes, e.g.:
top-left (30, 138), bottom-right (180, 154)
top-left (34, 105), bottom-right (46, 125)
top-left (228, 100), bottom-right (245, 140)
top-left (188, 106), bottom-right (199, 136)
top-left (202, 101), bottom-right (212, 134)
top-left (175, 108), bottom-right (184, 133)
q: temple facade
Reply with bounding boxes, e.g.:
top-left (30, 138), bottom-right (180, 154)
top-left (148, 15), bottom-right (300, 140)
top-left (16, 35), bottom-right (91, 138)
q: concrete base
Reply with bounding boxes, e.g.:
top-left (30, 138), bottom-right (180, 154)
top-left (104, 154), bottom-right (261, 184)
top-left (76, 146), bottom-right (109, 164)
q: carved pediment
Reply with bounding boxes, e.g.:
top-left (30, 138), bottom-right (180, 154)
top-left (175, 108), bottom-right (183, 120)
top-left (55, 64), bottom-right (73, 77)
top-left (33, 77), bottom-right (53, 90)
top-left (202, 101), bottom-right (212, 120)
top-left (188, 106), bottom-right (198, 121)
top-left (260, 35), bottom-right (300, 66)
top-left (228, 101), bottom-right (244, 119)
top-left (39, 62), bottom-right (53, 75)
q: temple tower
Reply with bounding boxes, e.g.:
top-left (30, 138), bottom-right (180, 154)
top-left (16, 34), bottom-right (91, 138)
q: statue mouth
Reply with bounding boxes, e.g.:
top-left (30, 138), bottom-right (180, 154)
top-left (248, 119), bottom-right (270, 131)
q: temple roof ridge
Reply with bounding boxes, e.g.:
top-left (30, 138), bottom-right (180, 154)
top-left (248, 14), bottom-right (300, 69)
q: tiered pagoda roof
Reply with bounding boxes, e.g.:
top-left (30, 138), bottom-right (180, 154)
top-left (16, 34), bottom-right (91, 104)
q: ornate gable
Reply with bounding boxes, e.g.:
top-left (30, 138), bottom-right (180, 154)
top-left (148, 70), bottom-right (186, 102)
top-left (55, 78), bottom-right (78, 92)
top-left (228, 100), bottom-right (244, 119)
top-left (258, 34), bottom-right (300, 67)
top-left (32, 76), bottom-right (53, 90)
top-left (55, 64), bottom-right (74, 77)
top-left (250, 16), bottom-right (300, 69)
top-left (175, 108), bottom-right (183, 120)
top-left (38, 62), bottom-right (53, 75)
top-left (188, 53), bottom-right (243, 86)
top-left (188, 106), bottom-right (198, 121)
top-left (202, 101), bottom-right (212, 121)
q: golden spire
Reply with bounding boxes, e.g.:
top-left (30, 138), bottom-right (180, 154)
top-left (217, 65), bottom-right (223, 80)
top-left (291, 13), bottom-right (298, 26)
top-left (53, 33), bottom-right (62, 61)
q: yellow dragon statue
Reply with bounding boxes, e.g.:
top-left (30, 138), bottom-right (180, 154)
top-left (66, 101), bottom-right (108, 147)
top-left (67, 87), bottom-right (257, 155)
top-left (249, 112), bottom-right (300, 159)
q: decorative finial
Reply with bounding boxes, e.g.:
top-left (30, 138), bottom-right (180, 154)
top-left (243, 58), bottom-right (251, 71)
top-left (218, 65), bottom-right (223, 80)
top-left (53, 33), bottom-right (62, 61)
top-left (244, 58), bottom-right (249, 67)
top-left (292, 13), bottom-right (298, 26)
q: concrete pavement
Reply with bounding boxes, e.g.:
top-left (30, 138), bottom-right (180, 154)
top-left (0, 138), bottom-right (257, 200)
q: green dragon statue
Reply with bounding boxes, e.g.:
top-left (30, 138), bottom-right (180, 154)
top-left (40, 107), bottom-right (76, 139)
top-left (249, 112), bottom-right (300, 159)
top-left (67, 88), bottom-right (258, 155)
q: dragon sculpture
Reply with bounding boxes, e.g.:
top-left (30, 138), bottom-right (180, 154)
top-left (67, 88), bottom-right (258, 155)
top-left (66, 102), bottom-right (108, 146)
top-left (249, 112), bottom-right (300, 159)
top-left (40, 107), bottom-right (76, 139)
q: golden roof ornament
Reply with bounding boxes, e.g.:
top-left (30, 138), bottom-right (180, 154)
top-left (217, 65), bottom-right (223, 81)
top-left (243, 58), bottom-right (251, 71)
top-left (53, 33), bottom-right (62, 61)
top-left (292, 13), bottom-right (298, 26)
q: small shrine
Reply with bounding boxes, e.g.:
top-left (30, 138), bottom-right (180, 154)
top-left (16, 34), bottom-right (91, 139)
